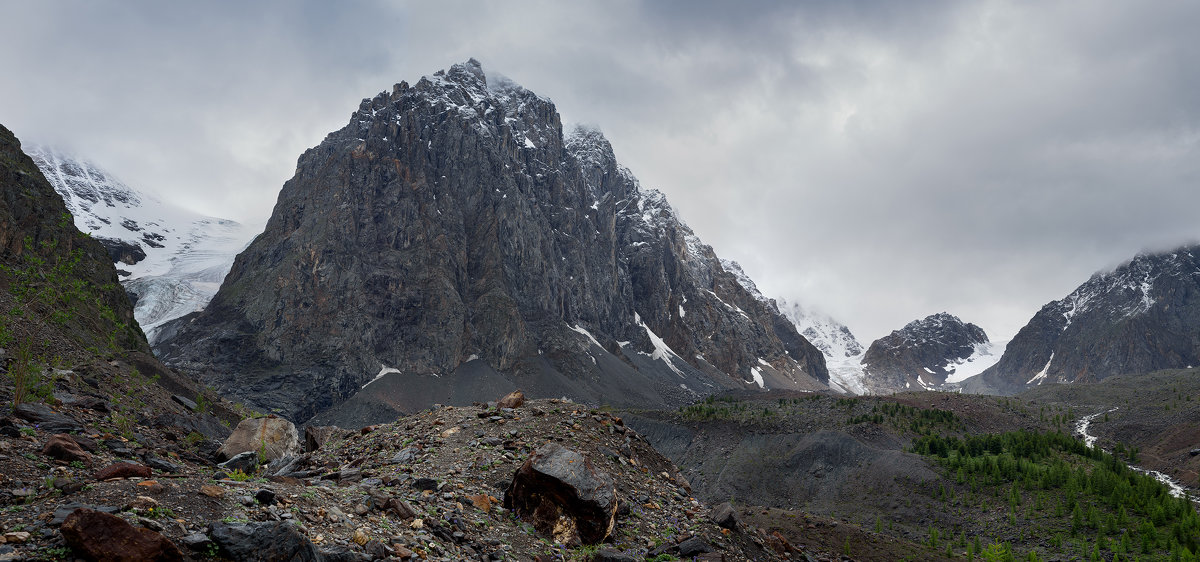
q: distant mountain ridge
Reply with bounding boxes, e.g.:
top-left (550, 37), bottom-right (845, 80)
top-left (860, 312), bottom-right (993, 394)
top-left (964, 245), bottom-right (1200, 394)
top-left (26, 146), bottom-right (258, 342)
top-left (156, 59), bottom-right (828, 425)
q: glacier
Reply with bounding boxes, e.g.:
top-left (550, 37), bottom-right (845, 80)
top-left (28, 146), bottom-right (260, 343)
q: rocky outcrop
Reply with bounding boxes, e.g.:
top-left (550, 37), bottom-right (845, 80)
top-left (156, 59), bottom-right (827, 424)
top-left (505, 442), bottom-right (617, 545)
top-left (965, 246), bottom-right (1200, 394)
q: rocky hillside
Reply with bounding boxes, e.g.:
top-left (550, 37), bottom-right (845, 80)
top-left (0, 125), bottom-right (146, 358)
top-left (859, 313), bottom-right (989, 394)
top-left (27, 146), bottom-right (257, 344)
top-left (1021, 366), bottom-right (1200, 488)
top-left (0, 386), bottom-right (824, 561)
top-left (156, 59), bottom-right (827, 425)
top-left (964, 246), bottom-right (1200, 395)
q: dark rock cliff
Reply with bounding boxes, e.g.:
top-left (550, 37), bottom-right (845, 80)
top-left (157, 60), bottom-right (827, 424)
top-left (0, 124), bottom-right (146, 356)
top-left (965, 246), bottom-right (1200, 395)
top-left (860, 313), bottom-right (987, 393)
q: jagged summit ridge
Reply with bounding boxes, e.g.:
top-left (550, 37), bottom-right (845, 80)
top-left (157, 59), bottom-right (827, 424)
top-left (965, 245), bottom-right (1200, 394)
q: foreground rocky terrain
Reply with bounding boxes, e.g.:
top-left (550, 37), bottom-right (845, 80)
top-left (0, 386), bottom-right (844, 561)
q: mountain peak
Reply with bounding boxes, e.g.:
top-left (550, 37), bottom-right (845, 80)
top-left (861, 312), bottom-right (990, 393)
top-left (965, 243), bottom-right (1200, 394)
top-left (157, 61), bottom-right (828, 424)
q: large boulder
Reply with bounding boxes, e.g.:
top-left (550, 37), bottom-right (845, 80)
top-left (60, 508), bottom-right (182, 561)
top-left (216, 415), bottom-right (300, 462)
top-left (209, 521), bottom-right (322, 562)
top-left (504, 442), bottom-right (617, 545)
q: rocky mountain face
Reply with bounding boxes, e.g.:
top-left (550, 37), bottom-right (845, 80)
top-left (27, 146), bottom-right (258, 344)
top-left (860, 313), bottom-right (988, 394)
top-left (157, 59), bottom-right (827, 425)
top-left (0, 125), bottom-right (146, 356)
top-left (964, 246), bottom-right (1200, 395)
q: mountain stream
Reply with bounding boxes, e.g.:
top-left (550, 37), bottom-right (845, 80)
top-left (1075, 407), bottom-right (1188, 498)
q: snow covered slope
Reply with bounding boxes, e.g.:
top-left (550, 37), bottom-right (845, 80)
top-left (775, 299), bottom-right (868, 394)
top-left (718, 261), bottom-right (868, 394)
top-left (28, 146), bottom-right (259, 343)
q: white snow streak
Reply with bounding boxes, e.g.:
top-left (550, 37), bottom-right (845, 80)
top-left (1026, 353), bottom-right (1054, 385)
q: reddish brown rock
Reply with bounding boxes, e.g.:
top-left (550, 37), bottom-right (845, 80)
top-left (43, 434), bottom-right (92, 465)
top-left (496, 390), bottom-right (526, 409)
top-left (95, 462), bottom-right (152, 480)
top-left (61, 508), bottom-right (183, 561)
top-left (504, 442), bottom-right (616, 545)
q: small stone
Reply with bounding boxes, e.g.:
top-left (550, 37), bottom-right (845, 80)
top-left (710, 502), bottom-right (739, 530)
top-left (677, 536), bottom-right (713, 557)
top-left (591, 548), bottom-right (638, 562)
top-left (390, 447), bottom-right (419, 464)
top-left (412, 477), bottom-right (437, 491)
top-left (199, 484), bottom-right (225, 498)
top-left (171, 394), bottom-right (199, 411)
top-left (42, 434), bottom-right (92, 464)
top-left (254, 488), bottom-right (277, 505)
top-left (137, 480), bottom-right (167, 494)
top-left (95, 462), bottom-right (152, 480)
top-left (218, 451), bottom-right (260, 474)
top-left (181, 531), bottom-right (212, 551)
top-left (496, 390), bottom-right (525, 409)
top-left (52, 477), bottom-right (85, 495)
top-left (2, 532), bottom-right (29, 543)
top-left (144, 456), bottom-right (182, 473)
top-left (467, 494), bottom-right (493, 513)
top-left (352, 527), bottom-right (370, 546)
top-left (125, 495), bottom-right (160, 511)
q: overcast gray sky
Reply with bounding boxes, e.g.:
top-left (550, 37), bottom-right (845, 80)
top-left (3, 0), bottom-right (1198, 344)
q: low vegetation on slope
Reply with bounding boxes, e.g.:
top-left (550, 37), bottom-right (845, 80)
top-left (629, 390), bottom-right (1199, 561)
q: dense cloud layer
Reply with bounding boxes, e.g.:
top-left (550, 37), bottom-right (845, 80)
top-left (2, 0), bottom-right (1197, 342)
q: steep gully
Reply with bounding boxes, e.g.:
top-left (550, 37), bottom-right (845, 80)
top-left (1075, 407), bottom-right (1187, 498)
